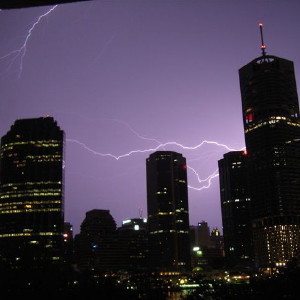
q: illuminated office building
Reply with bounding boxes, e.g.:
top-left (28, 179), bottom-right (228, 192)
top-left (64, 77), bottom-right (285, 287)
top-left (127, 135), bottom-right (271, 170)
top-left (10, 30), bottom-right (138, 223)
top-left (218, 151), bottom-right (253, 268)
top-left (0, 117), bottom-right (65, 268)
top-left (239, 29), bottom-right (300, 269)
top-left (146, 151), bottom-right (191, 271)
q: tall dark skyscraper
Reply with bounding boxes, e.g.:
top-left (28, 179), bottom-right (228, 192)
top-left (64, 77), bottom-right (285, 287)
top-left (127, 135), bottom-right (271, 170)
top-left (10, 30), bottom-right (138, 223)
top-left (0, 117), bottom-right (65, 268)
top-left (146, 151), bottom-right (191, 271)
top-left (239, 26), bottom-right (300, 269)
top-left (218, 151), bottom-right (253, 268)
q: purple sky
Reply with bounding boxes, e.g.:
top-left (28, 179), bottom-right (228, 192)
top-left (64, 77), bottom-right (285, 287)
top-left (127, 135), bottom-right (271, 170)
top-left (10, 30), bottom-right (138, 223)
top-left (1, 0), bottom-right (300, 234)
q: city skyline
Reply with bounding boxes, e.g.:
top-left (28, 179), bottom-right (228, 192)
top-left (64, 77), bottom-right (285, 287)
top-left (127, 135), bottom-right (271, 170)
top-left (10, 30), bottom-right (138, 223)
top-left (1, 1), bottom-right (300, 234)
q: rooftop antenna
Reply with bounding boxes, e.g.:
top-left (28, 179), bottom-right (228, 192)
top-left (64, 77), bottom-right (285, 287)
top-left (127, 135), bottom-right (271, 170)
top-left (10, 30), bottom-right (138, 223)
top-left (138, 207), bottom-right (143, 218)
top-left (259, 23), bottom-right (266, 56)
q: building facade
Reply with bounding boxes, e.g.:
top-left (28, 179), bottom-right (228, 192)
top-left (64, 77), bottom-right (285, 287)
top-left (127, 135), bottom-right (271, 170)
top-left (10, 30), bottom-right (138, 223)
top-left (0, 117), bottom-right (65, 268)
top-left (118, 218), bottom-right (148, 271)
top-left (218, 151), bottom-right (253, 268)
top-left (146, 151), bottom-right (191, 271)
top-left (74, 209), bottom-right (127, 272)
top-left (239, 53), bottom-right (300, 269)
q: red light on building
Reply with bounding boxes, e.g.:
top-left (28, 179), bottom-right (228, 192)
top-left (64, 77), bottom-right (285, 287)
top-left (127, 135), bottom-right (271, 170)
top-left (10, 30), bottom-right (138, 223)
top-left (245, 112), bottom-right (253, 123)
top-left (182, 165), bottom-right (187, 169)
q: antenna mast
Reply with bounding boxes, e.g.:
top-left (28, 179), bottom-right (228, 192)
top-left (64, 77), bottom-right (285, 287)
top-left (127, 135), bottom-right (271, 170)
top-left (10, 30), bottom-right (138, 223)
top-left (259, 23), bottom-right (266, 56)
top-left (138, 207), bottom-right (143, 218)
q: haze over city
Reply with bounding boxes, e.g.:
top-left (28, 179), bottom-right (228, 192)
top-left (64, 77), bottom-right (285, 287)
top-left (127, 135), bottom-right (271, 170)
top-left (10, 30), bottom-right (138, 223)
top-left (1, 0), bottom-right (300, 234)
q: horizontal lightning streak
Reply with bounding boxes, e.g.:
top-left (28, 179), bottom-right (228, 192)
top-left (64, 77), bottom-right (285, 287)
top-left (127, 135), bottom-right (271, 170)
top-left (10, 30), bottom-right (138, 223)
top-left (66, 138), bottom-right (241, 191)
top-left (67, 138), bottom-right (243, 160)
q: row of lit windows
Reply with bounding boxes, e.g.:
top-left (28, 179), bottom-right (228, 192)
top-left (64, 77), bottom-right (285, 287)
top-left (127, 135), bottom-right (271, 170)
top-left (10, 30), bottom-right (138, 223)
top-left (155, 210), bottom-right (188, 216)
top-left (0, 232), bottom-right (61, 238)
top-left (26, 154), bottom-right (62, 159)
top-left (1, 188), bottom-right (61, 195)
top-left (26, 154), bottom-right (62, 163)
top-left (1, 140), bottom-right (62, 151)
top-left (287, 121), bottom-right (300, 127)
top-left (0, 200), bottom-right (61, 206)
top-left (264, 225), bottom-right (299, 231)
top-left (285, 138), bottom-right (300, 144)
top-left (245, 118), bottom-right (300, 133)
top-left (0, 192), bottom-right (61, 199)
top-left (222, 198), bottom-right (251, 205)
top-left (12, 158), bottom-right (62, 164)
top-left (1, 181), bottom-right (62, 188)
top-left (0, 208), bottom-right (61, 214)
top-left (157, 212), bottom-right (172, 216)
top-left (150, 230), bottom-right (189, 234)
top-left (4, 187), bottom-right (61, 193)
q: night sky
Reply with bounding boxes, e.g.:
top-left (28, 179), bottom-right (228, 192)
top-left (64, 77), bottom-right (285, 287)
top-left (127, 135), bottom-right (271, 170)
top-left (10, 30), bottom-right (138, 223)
top-left (1, 0), bottom-right (300, 234)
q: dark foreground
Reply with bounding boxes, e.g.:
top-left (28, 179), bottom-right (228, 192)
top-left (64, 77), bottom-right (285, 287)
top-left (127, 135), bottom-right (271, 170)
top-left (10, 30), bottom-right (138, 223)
top-left (1, 265), bottom-right (299, 300)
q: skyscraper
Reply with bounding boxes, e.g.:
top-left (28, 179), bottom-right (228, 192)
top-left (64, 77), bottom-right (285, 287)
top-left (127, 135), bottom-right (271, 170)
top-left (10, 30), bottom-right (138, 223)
top-left (146, 151), bottom-right (190, 271)
top-left (0, 117), bottom-right (65, 268)
top-left (239, 26), bottom-right (300, 269)
top-left (218, 151), bottom-right (253, 268)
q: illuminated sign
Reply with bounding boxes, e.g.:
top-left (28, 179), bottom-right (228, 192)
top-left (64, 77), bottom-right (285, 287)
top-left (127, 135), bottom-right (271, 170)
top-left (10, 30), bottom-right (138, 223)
top-left (0, 0), bottom-right (92, 9)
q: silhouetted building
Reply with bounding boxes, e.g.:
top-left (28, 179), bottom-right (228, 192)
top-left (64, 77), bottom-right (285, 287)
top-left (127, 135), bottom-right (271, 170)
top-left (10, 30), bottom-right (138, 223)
top-left (146, 151), bottom-right (191, 271)
top-left (118, 218), bottom-right (148, 271)
top-left (0, 117), bottom-right (65, 269)
top-left (74, 209), bottom-right (127, 272)
top-left (197, 221), bottom-right (211, 248)
top-left (218, 151), bottom-right (253, 268)
top-left (190, 221), bottom-right (211, 249)
top-left (210, 228), bottom-right (224, 250)
top-left (239, 42), bottom-right (300, 269)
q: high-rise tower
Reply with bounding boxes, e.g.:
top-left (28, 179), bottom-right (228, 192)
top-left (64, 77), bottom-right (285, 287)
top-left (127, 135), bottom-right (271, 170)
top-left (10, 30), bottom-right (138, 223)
top-left (0, 117), bottom-right (65, 268)
top-left (146, 151), bottom-right (190, 271)
top-left (218, 151), bottom-right (253, 268)
top-left (239, 24), bottom-right (300, 269)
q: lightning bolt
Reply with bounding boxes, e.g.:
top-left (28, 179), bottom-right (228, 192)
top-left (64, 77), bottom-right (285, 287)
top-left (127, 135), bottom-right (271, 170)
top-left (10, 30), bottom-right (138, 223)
top-left (67, 138), bottom-right (243, 160)
top-left (0, 5), bottom-right (58, 78)
top-left (187, 166), bottom-right (219, 191)
top-left (67, 138), bottom-right (243, 190)
top-left (111, 119), bottom-right (163, 146)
